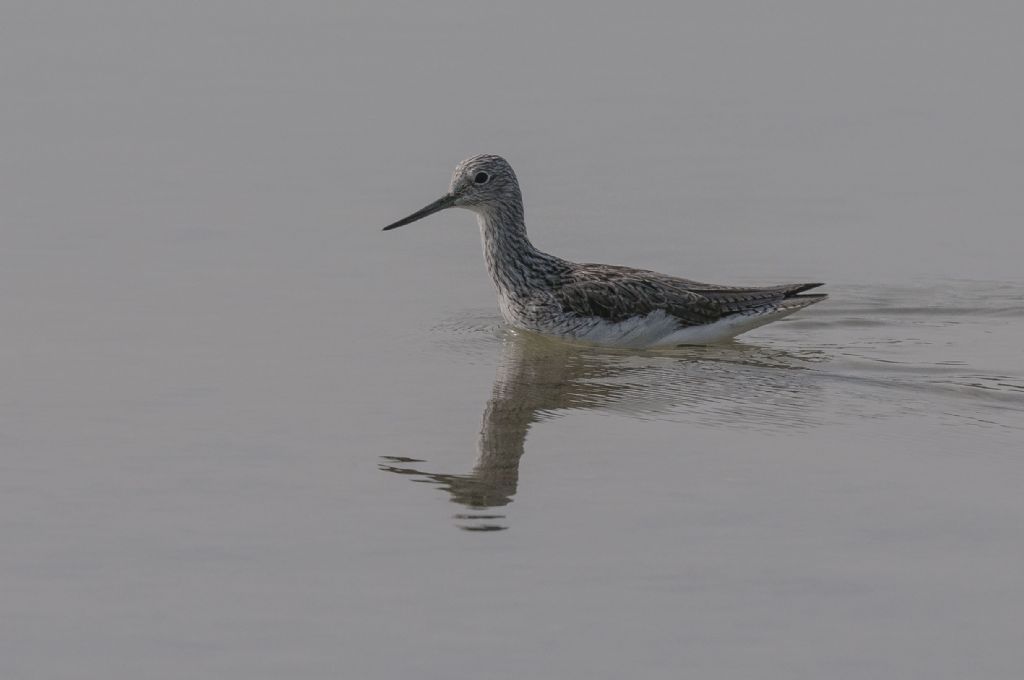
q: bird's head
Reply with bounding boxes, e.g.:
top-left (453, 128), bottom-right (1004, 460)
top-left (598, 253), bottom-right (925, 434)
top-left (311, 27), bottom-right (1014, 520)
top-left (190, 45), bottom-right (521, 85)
top-left (382, 154), bottom-right (521, 231)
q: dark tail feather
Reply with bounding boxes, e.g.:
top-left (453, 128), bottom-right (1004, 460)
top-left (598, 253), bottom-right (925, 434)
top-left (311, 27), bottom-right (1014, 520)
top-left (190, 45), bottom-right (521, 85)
top-left (785, 282), bottom-right (825, 297)
top-left (691, 282), bottom-right (827, 315)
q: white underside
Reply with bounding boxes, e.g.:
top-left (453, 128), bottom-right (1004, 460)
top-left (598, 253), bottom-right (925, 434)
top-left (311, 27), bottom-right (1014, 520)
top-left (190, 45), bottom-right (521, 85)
top-left (558, 306), bottom-right (807, 348)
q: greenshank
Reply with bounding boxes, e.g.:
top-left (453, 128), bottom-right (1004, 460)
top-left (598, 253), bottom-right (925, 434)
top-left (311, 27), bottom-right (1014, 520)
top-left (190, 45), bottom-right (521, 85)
top-left (383, 154), bottom-right (826, 347)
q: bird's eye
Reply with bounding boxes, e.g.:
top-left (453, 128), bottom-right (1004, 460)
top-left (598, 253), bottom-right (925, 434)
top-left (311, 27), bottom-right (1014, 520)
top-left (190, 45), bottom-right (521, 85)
top-left (473, 172), bottom-right (490, 184)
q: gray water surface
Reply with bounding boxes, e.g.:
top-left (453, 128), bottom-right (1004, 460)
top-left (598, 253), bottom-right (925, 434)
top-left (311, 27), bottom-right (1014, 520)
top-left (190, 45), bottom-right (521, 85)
top-left (3, 3), bottom-right (1024, 679)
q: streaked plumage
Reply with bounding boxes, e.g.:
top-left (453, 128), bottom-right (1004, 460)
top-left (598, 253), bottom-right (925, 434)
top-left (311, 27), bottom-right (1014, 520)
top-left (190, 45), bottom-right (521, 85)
top-left (383, 154), bottom-right (826, 347)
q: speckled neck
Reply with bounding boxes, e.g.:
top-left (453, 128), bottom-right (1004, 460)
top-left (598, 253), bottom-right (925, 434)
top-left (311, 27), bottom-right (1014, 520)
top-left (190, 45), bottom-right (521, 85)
top-left (477, 202), bottom-right (564, 300)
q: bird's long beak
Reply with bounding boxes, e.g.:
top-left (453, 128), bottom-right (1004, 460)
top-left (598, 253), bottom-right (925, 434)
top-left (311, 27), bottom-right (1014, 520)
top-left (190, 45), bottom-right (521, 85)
top-left (382, 194), bottom-right (456, 231)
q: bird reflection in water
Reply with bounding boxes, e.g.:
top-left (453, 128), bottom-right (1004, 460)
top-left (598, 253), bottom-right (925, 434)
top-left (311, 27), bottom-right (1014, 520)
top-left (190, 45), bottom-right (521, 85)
top-left (380, 330), bottom-right (826, 531)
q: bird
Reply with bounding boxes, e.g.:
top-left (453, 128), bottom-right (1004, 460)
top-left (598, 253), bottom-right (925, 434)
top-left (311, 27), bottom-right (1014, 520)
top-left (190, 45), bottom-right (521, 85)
top-left (382, 154), bottom-right (826, 348)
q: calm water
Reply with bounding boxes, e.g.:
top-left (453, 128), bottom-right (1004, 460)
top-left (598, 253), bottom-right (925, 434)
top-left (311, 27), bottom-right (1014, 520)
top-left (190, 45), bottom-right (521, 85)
top-left (3, 3), bottom-right (1024, 678)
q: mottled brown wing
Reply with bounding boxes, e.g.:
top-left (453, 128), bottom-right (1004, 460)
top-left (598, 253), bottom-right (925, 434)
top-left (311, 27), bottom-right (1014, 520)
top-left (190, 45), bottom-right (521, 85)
top-left (554, 265), bottom-right (724, 327)
top-left (684, 282), bottom-right (826, 314)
